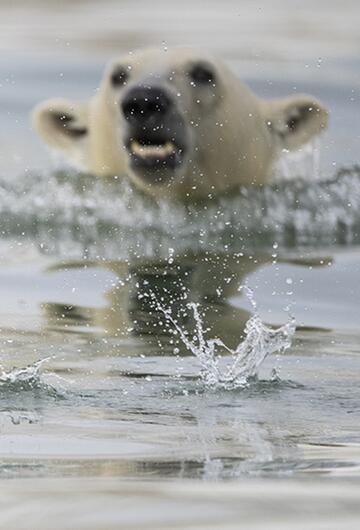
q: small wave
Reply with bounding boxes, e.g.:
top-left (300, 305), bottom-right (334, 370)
top-left (0, 357), bottom-right (58, 395)
top-left (154, 288), bottom-right (295, 390)
top-left (0, 166), bottom-right (359, 259)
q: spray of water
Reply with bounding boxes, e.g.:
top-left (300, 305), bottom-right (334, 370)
top-left (1, 165), bottom-right (360, 260)
top-left (0, 357), bottom-right (54, 391)
top-left (152, 288), bottom-right (295, 390)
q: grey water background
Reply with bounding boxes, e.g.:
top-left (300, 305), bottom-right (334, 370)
top-left (1, 1), bottom-right (360, 529)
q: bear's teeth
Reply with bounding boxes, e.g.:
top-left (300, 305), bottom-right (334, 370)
top-left (131, 141), bottom-right (175, 157)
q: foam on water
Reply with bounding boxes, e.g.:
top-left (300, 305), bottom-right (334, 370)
top-left (154, 288), bottom-right (295, 390)
top-left (0, 165), bottom-right (360, 260)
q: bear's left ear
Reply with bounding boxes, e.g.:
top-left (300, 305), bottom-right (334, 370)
top-left (266, 95), bottom-right (328, 151)
top-left (32, 98), bottom-right (89, 169)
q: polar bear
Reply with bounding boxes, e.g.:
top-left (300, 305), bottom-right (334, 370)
top-left (32, 47), bottom-right (328, 201)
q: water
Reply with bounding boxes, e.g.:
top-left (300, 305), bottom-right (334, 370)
top-left (1, 165), bottom-right (360, 260)
top-left (1, 1), bottom-right (360, 528)
top-left (152, 291), bottom-right (295, 389)
top-left (1, 247), bottom-right (360, 529)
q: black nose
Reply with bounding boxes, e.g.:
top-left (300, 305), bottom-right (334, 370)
top-left (121, 86), bottom-right (173, 123)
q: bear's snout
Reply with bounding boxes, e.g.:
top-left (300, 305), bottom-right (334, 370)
top-left (121, 86), bottom-right (173, 124)
top-left (119, 83), bottom-right (189, 187)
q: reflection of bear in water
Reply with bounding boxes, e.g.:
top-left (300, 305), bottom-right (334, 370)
top-left (33, 47), bottom-right (328, 201)
top-left (43, 254), bottom-right (259, 349)
top-left (43, 253), bottom-right (330, 349)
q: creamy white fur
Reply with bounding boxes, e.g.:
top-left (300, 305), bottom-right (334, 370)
top-left (32, 47), bottom-right (328, 201)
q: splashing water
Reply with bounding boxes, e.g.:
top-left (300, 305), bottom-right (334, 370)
top-left (0, 357), bottom-right (53, 391)
top-left (153, 288), bottom-right (295, 390)
top-left (0, 166), bottom-right (360, 260)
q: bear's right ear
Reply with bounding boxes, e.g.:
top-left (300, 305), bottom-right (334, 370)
top-left (265, 95), bottom-right (328, 151)
top-left (32, 98), bottom-right (89, 167)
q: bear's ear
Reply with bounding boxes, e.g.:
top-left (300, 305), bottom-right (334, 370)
top-left (32, 98), bottom-right (89, 167)
top-left (266, 95), bottom-right (328, 151)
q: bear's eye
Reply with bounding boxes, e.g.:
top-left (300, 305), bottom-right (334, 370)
top-left (110, 66), bottom-right (129, 87)
top-left (188, 63), bottom-right (216, 85)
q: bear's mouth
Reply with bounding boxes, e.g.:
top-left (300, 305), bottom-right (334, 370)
top-left (125, 136), bottom-right (186, 175)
